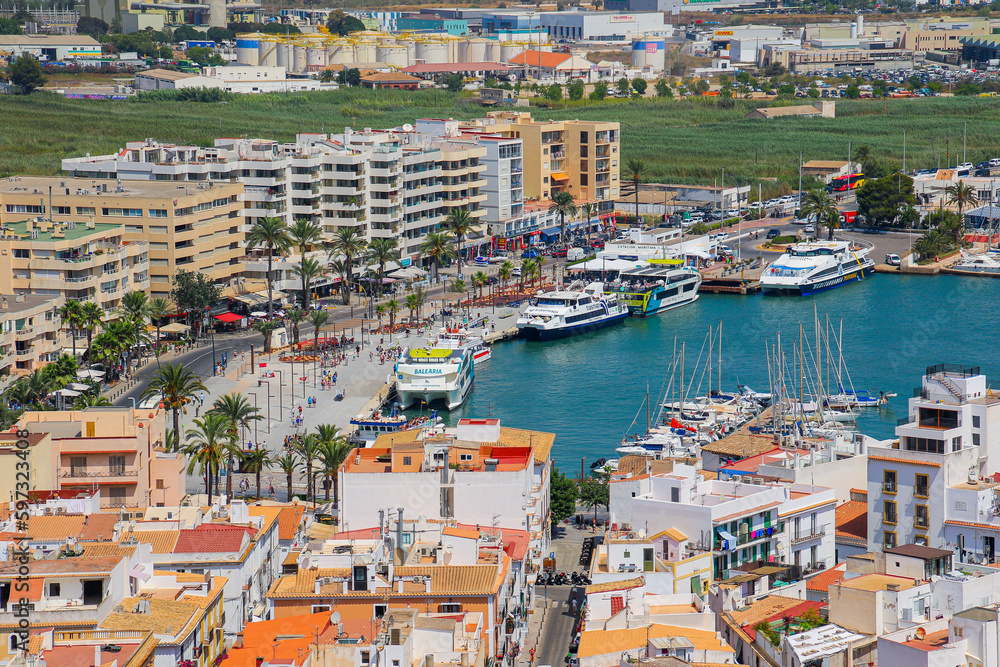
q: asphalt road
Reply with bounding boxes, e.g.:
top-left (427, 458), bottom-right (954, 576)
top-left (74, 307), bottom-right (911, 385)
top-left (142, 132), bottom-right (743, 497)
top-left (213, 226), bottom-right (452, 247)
top-left (535, 584), bottom-right (580, 667)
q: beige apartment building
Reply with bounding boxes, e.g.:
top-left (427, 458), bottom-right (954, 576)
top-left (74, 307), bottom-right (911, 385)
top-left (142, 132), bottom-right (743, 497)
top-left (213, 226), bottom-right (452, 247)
top-left (462, 111), bottom-right (621, 213)
top-left (0, 293), bottom-right (66, 377)
top-left (0, 176), bottom-right (244, 300)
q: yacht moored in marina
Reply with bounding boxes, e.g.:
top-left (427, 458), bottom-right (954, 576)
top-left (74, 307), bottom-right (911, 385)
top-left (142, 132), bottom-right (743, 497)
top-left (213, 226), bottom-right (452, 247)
top-left (760, 240), bottom-right (875, 296)
top-left (516, 282), bottom-right (628, 340)
top-left (951, 251), bottom-right (1000, 274)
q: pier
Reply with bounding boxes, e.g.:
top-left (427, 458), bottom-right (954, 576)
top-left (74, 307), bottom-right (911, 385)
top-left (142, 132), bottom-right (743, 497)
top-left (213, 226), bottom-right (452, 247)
top-left (700, 264), bottom-right (764, 295)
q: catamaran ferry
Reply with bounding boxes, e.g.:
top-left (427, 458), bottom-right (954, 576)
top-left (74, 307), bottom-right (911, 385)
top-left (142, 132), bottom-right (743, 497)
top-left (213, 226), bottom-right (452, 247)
top-left (395, 346), bottom-right (474, 410)
top-left (516, 282), bottom-right (628, 341)
top-left (610, 265), bottom-right (702, 316)
top-left (760, 240), bottom-right (874, 296)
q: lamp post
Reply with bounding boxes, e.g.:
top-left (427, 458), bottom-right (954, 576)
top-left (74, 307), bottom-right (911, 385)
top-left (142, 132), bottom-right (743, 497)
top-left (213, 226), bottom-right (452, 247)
top-left (273, 370), bottom-right (285, 423)
top-left (252, 383), bottom-right (272, 433)
top-left (248, 391), bottom-right (260, 444)
top-left (206, 305), bottom-right (217, 376)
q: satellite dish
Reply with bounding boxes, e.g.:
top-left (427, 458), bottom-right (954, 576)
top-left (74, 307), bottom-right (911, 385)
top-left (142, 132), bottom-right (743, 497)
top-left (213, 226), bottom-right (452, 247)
top-left (402, 124), bottom-right (414, 132)
top-left (330, 611), bottom-right (342, 625)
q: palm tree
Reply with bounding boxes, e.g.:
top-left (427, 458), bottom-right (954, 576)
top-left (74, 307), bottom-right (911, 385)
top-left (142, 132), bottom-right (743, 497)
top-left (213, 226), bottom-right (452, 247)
top-left (241, 448), bottom-right (273, 499)
top-left (76, 393), bottom-right (112, 407)
top-left (375, 303), bottom-right (386, 331)
top-left (253, 320), bottom-right (281, 353)
top-left (328, 256), bottom-right (353, 304)
top-left (548, 190), bottom-right (578, 242)
top-left (444, 208), bottom-right (475, 279)
top-left (58, 300), bottom-right (84, 361)
top-left (625, 159), bottom-right (646, 223)
top-left (581, 202), bottom-right (596, 243)
top-left (294, 434), bottom-right (321, 506)
top-left (800, 189), bottom-right (840, 240)
top-left (404, 294), bottom-right (420, 323)
top-left (328, 227), bottom-right (368, 305)
top-left (520, 258), bottom-right (537, 289)
top-left (411, 285), bottom-right (426, 320)
top-left (315, 424), bottom-right (352, 503)
top-left (120, 290), bottom-right (149, 322)
top-left (142, 363), bottom-right (208, 441)
top-left (184, 413), bottom-right (241, 506)
top-left (208, 392), bottom-right (262, 501)
top-left (498, 261), bottom-right (513, 295)
top-left (946, 181), bottom-right (979, 221)
top-left (147, 297), bottom-right (170, 369)
top-left (79, 301), bottom-right (104, 366)
top-left (6, 371), bottom-right (52, 408)
top-left (276, 452), bottom-right (299, 502)
top-left (368, 237), bottom-right (399, 296)
top-left (288, 218), bottom-right (324, 309)
top-left (420, 231), bottom-right (456, 283)
top-left (472, 271), bottom-right (489, 300)
top-left (285, 308), bottom-right (307, 345)
top-left (246, 217), bottom-right (292, 320)
top-left (386, 299), bottom-right (401, 333)
top-left (292, 258), bottom-right (326, 311)
top-left (308, 309), bottom-right (330, 352)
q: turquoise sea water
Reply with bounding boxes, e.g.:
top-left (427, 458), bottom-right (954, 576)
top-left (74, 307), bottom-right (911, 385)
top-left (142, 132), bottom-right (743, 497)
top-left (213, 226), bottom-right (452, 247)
top-left (420, 274), bottom-right (1000, 470)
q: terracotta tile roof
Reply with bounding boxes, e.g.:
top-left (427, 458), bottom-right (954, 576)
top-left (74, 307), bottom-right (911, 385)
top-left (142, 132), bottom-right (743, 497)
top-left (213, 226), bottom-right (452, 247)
top-left (25, 515), bottom-right (86, 541)
top-left (224, 612), bottom-right (333, 667)
top-left (173, 525), bottom-right (252, 554)
top-left (361, 72), bottom-right (422, 83)
top-left (649, 528), bottom-right (687, 542)
top-left (835, 501), bottom-right (867, 540)
top-left (701, 434), bottom-right (777, 458)
top-left (371, 427), bottom-right (553, 464)
top-left (729, 595), bottom-right (814, 627)
top-left (946, 519), bottom-right (1000, 530)
top-left (443, 526), bottom-right (481, 540)
top-left (80, 542), bottom-right (137, 558)
top-left (585, 576), bottom-right (644, 595)
top-left (868, 455), bottom-right (940, 467)
top-left (277, 504), bottom-right (305, 541)
top-left (614, 456), bottom-right (650, 478)
top-left (805, 565), bottom-right (846, 592)
top-left (832, 573), bottom-right (917, 592)
top-left (121, 530), bottom-right (179, 554)
top-left (578, 623), bottom-right (732, 658)
top-left (850, 488), bottom-right (867, 496)
top-left (508, 50), bottom-right (572, 68)
top-left (270, 562), bottom-right (505, 599)
top-left (78, 513), bottom-right (120, 542)
top-left (100, 597), bottom-right (200, 639)
top-left (0, 555), bottom-right (124, 578)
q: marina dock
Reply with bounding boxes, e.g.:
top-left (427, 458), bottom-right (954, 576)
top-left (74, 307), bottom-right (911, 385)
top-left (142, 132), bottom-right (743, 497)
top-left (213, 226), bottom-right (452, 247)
top-left (700, 264), bottom-right (764, 295)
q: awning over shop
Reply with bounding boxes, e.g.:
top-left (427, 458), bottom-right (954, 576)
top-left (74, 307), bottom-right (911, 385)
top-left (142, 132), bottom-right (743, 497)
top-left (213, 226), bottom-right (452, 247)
top-left (232, 290), bottom-right (287, 306)
top-left (160, 322), bottom-right (191, 334)
top-left (213, 312), bottom-right (244, 323)
top-left (539, 227), bottom-right (560, 242)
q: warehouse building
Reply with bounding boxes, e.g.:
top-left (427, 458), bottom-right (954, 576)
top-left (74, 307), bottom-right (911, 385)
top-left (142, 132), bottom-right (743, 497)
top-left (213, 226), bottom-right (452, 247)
top-left (538, 11), bottom-right (670, 42)
top-left (605, 0), bottom-right (771, 13)
top-left (0, 34), bottom-right (100, 61)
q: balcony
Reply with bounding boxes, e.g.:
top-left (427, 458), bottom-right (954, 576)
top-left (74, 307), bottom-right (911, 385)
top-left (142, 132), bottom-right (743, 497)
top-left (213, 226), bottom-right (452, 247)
top-left (14, 327), bottom-right (34, 340)
top-left (15, 348), bottom-right (33, 358)
top-left (61, 466), bottom-right (139, 479)
top-left (790, 525), bottom-right (827, 546)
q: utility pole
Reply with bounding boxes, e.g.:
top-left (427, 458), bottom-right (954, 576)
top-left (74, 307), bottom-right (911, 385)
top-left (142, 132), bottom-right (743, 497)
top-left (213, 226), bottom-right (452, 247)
top-left (902, 131), bottom-right (906, 173)
top-left (798, 151), bottom-right (803, 203)
top-left (963, 121), bottom-right (967, 166)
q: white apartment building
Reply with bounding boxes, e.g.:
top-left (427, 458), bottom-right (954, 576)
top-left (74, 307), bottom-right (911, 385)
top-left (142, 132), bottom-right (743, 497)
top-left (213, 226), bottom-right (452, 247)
top-left (62, 128), bottom-right (492, 272)
top-left (867, 364), bottom-right (1000, 554)
top-left (609, 464), bottom-right (836, 581)
top-left (338, 418), bottom-right (552, 558)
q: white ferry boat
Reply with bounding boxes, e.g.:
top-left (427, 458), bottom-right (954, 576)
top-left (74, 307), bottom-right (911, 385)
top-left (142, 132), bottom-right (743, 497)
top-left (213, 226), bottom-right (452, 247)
top-left (609, 265), bottom-right (702, 317)
top-left (349, 410), bottom-right (439, 446)
top-left (395, 346), bottom-right (474, 410)
top-left (516, 282), bottom-right (628, 341)
top-left (429, 325), bottom-right (491, 364)
top-left (760, 240), bottom-right (874, 296)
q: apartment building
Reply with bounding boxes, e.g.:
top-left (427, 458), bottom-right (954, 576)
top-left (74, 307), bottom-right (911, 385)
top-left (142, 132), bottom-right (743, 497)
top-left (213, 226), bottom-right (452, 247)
top-left (0, 176), bottom-right (242, 301)
top-left (462, 111), bottom-right (622, 213)
top-left (16, 406), bottom-right (184, 510)
top-left (609, 463), bottom-right (837, 581)
top-left (340, 418), bottom-right (553, 558)
top-left (867, 364), bottom-right (1000, 554)
top-left (0, 217), bottom-right (148, 319)
top-left (0, 293), bottom-right (65, 377)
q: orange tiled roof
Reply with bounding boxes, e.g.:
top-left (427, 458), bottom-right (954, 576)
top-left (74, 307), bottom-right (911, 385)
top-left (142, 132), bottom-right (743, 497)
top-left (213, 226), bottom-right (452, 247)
top-left (508, 50), bottom-right (572, 68)
top-left (585, 576), bottom-right (644, 595)
top-left (78, 513), bottom-right (119, 542)
top-left (946, 519), bottom-right (1000, 530)
top-left (835, 500), bottom-right (867, 540)
top-left (443, 526), bottom-right (481, 540)
top-left (25, 515), bottom-right (86, 541)
top-left (277, 504), bottom-right (305, 541)
top-left (122, 530), bottom-right (180, 554)
top-left (805, 565), bottom-right (846, 592)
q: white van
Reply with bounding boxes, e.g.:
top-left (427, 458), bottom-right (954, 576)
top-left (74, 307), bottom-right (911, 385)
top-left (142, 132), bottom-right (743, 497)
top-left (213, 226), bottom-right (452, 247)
top-left (567, 247), bottom-right (586, 261)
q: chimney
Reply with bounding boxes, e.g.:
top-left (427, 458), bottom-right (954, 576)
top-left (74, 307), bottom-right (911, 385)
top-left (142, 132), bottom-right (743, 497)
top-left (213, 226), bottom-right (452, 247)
top-left (396, 507), bottom-right (404, 562)
top-left (95, 645), bottom-right (101, 666)
top-left (236, 633), bottom-right (244, 648)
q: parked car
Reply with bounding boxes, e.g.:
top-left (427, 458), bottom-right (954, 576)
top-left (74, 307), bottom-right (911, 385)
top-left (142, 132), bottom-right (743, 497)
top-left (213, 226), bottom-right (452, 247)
top-left (591, 239), bottom-right (605, 249)
top-left (511, 266), bottom-right (522, 277)
top-left (473, 256), bottom-right (490, 266)
top-left (521, 249), bottom-right (540, 259)
top-left (885, 253), bottom-right (901, 266)
top-left (766, 228), bottom-right (781, 239)
top-left (990, 158), bottom-right (1000, 167)
top-left (804, 224), bottom-right (816, 234)
top-left (551, 247), bottom-right (568, 258)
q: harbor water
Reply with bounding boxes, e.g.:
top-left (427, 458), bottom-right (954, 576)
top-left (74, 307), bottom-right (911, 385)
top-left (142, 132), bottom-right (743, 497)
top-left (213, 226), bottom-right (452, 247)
top-left (421, 274), bottom-right (1000, 470)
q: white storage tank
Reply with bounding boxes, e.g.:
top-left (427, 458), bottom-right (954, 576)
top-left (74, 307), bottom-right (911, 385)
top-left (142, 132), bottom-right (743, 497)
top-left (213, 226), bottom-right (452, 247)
top-left (235, 34), bottom-right (260, 66)
top-left (293, 44), bottom-right (308, 73)
top-left (327, 41), bottom-right (351, 66)
top-left (444, 36), bottom-right (460, 63)
top-left (276, 41), bottom-right (291, 69)
top-left (415, 40), bottom-right (448, 64)
top-left (307, 43), bottom-right (325, 70)
top-left (377, 45), bottom-right (409, 69)
top-left (405, 39), bottom-right (417, 64)
top-left (355, 39), bottom-right (377, 64)
top-left (483, 39), bottom-right (499, 62)
top-left (500, 43), bottom-right (525, 64)
top-left (465, 38), bottom-right (488, 63)
top-left (258, 38), bottom-right (278, 67)
top-left (631, 36), bottom-right (665, 72)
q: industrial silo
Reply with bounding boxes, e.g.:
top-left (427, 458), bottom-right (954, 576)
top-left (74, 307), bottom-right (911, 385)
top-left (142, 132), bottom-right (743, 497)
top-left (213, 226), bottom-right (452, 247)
top-left (500, 42), bottom-right (525, 64)
top-left (483, 39), bottom-right (499, 62)
top-left (258, 37), bottom-right (278, 67)
top-left (416, 40), bottom-right (448, 64)
top-left (631, 36), bottom-right (666, 72)
top-left (276, 41), bottom-right (291, 70)
top-left (465, 38), bottom-right (488, 63)
top-left (404, 38), bottom-right (417, 64)
top-left (293, 42), bottom-right (308, 73)
top-left (307, 42), bottom-right (326, 71)
top-left (377, 45), bottom-right (409, 68)
top-left (355, 39), bottom-right (377, 64)
top-left (236, 34), bottom-right (260, 66)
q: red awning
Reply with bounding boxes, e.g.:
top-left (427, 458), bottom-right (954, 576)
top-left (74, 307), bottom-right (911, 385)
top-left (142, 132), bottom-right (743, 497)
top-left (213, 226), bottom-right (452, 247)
top-left (214, 312), bottom-right (244, 323)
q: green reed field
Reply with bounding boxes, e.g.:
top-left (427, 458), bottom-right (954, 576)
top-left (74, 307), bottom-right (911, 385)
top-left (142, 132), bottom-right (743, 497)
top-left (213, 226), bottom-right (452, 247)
top-left (2, 89), bottom-right (998, 185)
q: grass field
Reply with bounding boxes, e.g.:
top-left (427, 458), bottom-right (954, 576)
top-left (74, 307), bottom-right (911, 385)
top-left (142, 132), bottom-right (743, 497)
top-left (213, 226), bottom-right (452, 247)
top-left (3, 90), bottom-right (1000, 186)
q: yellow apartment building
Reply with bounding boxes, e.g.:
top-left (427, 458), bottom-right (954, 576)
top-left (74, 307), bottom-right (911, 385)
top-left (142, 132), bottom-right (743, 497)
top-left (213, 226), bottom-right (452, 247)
top-left (463, 112), bottom-right (621, 212)
top-left (0, 176), bottom-right (244, 301)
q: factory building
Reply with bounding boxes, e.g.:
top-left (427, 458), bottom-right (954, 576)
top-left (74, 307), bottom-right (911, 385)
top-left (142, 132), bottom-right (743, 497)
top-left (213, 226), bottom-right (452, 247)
top-left (0, 34), bottom-right (101, 61)
top-left (539, 11), bottom-right (670, 42)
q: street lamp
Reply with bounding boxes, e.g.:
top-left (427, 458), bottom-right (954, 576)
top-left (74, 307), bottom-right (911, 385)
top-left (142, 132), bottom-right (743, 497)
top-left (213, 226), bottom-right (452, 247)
top-left (205, 305), bottom-right (217, 376)
top-left (251, 384), bottom-right (272, 433)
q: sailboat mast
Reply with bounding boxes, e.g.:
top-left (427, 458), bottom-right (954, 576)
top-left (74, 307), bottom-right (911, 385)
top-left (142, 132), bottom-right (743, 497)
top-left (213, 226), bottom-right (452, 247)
top-left (718, 321), bottom-right (723, 396)
top-left (708, 325), bottom-right (713, 401)
top-left (646, 382), bottom-right (650, 433)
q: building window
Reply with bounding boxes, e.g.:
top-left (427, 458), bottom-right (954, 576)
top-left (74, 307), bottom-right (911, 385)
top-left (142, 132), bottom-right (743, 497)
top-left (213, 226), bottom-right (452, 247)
top-left (5, 204), bottom-right (44, 214)
top-left (973, 415), bottom-right (981, 428)
top-left (915, 534), bottom-right (928, 546)
top-left (580, 131), bottom-right (589, 143)
top-left (915, 504), bottom-right (929, 528)
top-left (974, 433), bottom-right (981, 446)
top-left (76, 207), bottom-right (96, 216)
top-left (915, 474), bottom-right (929, 498)
top-left (439, 603), bottom-right (462, 613)
top-left (156, 479), bottom-right (164, 489)
top-left (884, 531), bottom-right (897, 549)
top-left (149, 209), bottom-right (168, 217)
top-left (374, 604), bottom-right (387, 618)
top-left (54, 206), bottom-right (71, 215)
top-left (102, 208), bottom-right (143, 217)
top-left (883, 470), bottom-right (896, 494)
top-left (48, 583), bottom-right (60, 597)
top-left (670, 487), bottom-right (679, 502)
top-left (460, 453), bottom-right (473, 462)
top-left (955, 501), bottom-right (967, 511)
top-left (402, 456), bottom-right (411, 466)
top-left (13, 248), bottom-right (29, 259)
top-left (580, 174), bottom-right (588, 186)
top-left (883, 500), bottom-right (897, 525)
top-left (361, 652), bottom-right (370, 665)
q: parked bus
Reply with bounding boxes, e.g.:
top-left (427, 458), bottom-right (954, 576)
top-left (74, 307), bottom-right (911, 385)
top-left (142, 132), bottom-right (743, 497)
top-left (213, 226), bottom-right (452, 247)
top-left (828, 174), bottom-right (865, 192)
